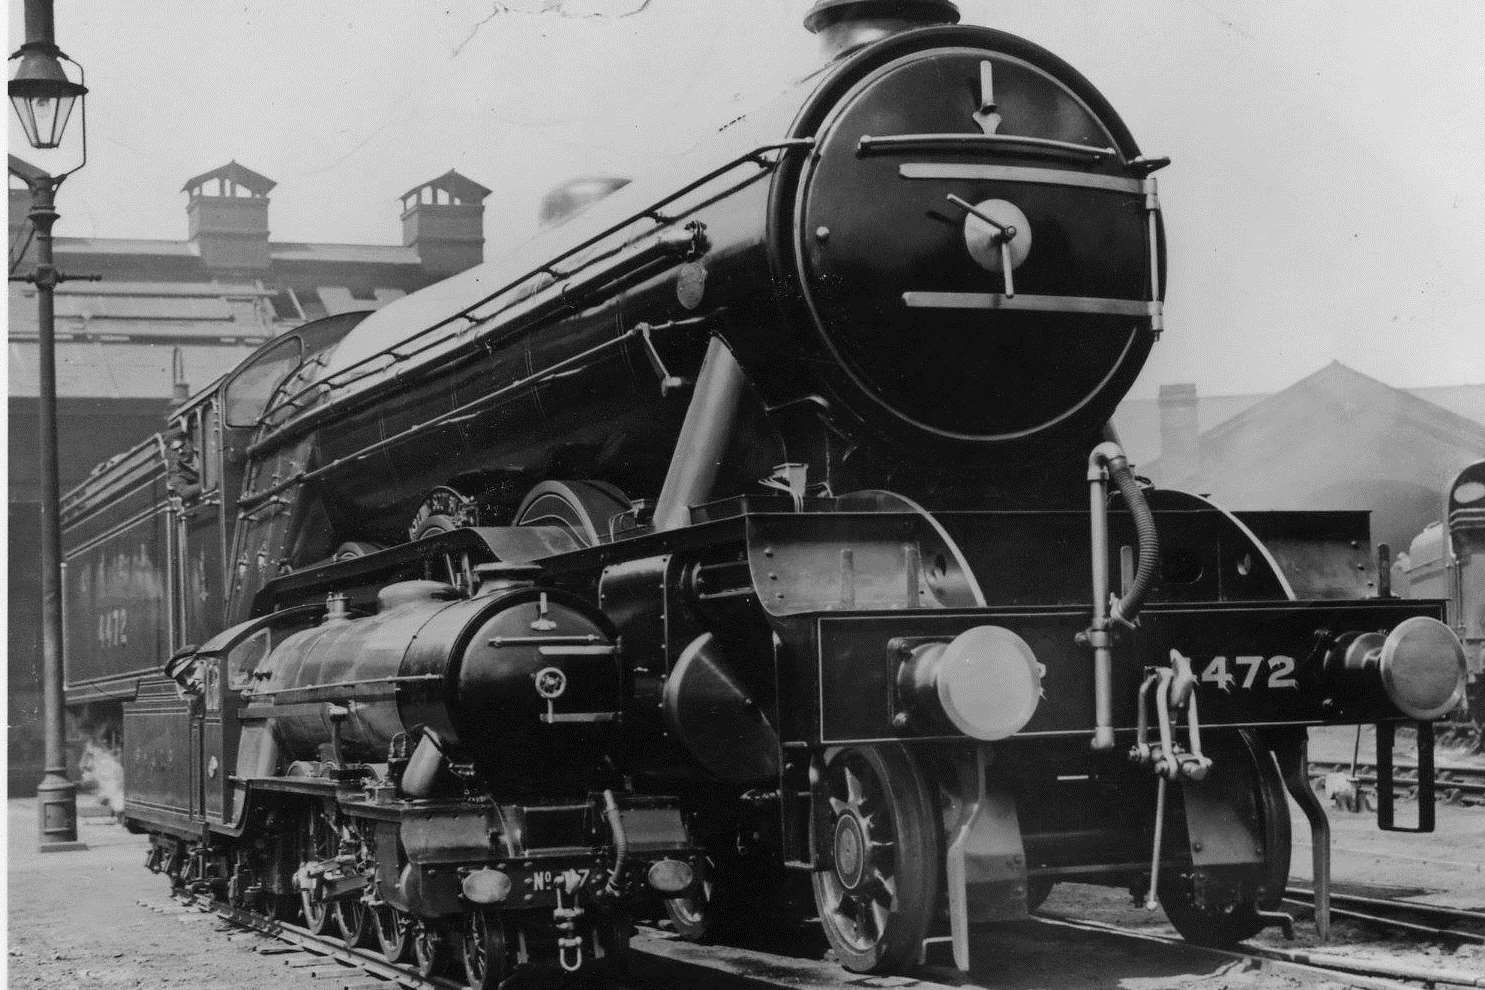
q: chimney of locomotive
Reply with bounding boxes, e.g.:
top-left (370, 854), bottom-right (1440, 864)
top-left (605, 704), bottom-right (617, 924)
top-left (804, 0), bottom-right (960, 59)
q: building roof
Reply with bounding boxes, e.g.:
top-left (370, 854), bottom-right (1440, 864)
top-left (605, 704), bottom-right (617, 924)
top-left (1111, 391), bottom-right (1263, 464)
top-left (181, 160), bottom-right (276, 196)
top-left (1113, 367), bottom-right (1485, 467)
top-left (9, 280), bottom-right (276, 342)
top-left (1138, 361), bottom-right (1485, 550)
top-left (402, 169), bottom-right (492, 204)
top-left (1190, 362), bottom-right (1485, 458)
top-left (8, 340), bottom-right (266, 400)
top-left (269, 241), bottom-right (421, 265)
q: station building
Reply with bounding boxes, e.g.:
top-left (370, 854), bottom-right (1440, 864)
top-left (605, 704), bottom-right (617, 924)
top-left (1113, 362), bottom-right (1485, 558)
top-left (7, 160), bottom-right (490, 791)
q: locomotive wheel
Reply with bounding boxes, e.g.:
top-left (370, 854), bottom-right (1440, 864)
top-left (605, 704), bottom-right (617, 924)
top-left (372, 905), bottom-right (413, 963)
top-left (1158, 880), bottom-right (1265, 947)
top-left (811, 744), bottom-right (941, 973)
top-left (332, 540), bottom-right (384, 561)
top-left (1157, 734), bottom-right (1289, 947)
top-left (459, 911), bottom-right (512, 990)
top-left (512, 479), bottom-right (629, 547)
top-left (413, 921), bottom-right (450, 978)
top-left (663, 881), bottom-right (715, 942)
top-left (334, 897), bottom-right (374, 949)
top-left (299, 805), bottom-right (336, 936)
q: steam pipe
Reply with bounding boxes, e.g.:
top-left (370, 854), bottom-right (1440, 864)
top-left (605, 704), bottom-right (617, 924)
top-left (652, 336), bottom-right (746, 531)
top-left (1085, 439), bottom-right (1160, 751)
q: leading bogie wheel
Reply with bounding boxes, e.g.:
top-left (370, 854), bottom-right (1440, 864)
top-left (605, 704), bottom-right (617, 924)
top-left (810, 744), bottom-right (942, 973)
top-left (460, 911), bottom-right (512, 990)
top-left (1157, 732), bottom-right (1289, 947)
top-left (372, 905), bottom-right (413, 963)
top-left (1157, 876), bottom-right (1265, 947)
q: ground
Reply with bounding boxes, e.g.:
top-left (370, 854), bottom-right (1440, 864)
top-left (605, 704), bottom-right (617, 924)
top-left (6, 735), bottom-right (1483, 990)
top-left (5, 800), bottom-right (303, 990)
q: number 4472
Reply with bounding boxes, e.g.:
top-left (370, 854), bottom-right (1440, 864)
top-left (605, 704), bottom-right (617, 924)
top-left (1199, 654), bottom-right (1297, 691)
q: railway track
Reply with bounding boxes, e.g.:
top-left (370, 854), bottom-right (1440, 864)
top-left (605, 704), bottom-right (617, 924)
top-left (1033, 912), bottom-right (1485, 990)
top-left (1309, 760), bottom-right (1485, 808)
top-left (1283, 886), bottom-right (1485, 945)
top-left (149, 885), bottom-right (1485, 990)
top-left (142, 894), bottom-right (463, 990)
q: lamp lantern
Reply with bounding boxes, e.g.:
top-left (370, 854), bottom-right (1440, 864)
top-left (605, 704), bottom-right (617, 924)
top-left (8, 1), bottom-right (87, 150)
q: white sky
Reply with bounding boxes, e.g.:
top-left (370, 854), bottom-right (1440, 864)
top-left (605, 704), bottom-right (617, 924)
top-left (10, 0), bottom-right (1485, 399)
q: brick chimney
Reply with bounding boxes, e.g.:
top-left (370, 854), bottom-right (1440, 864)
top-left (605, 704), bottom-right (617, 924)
top-left (182, 161), bottom-right (274, 271)
top-left (400, 170), bottom-right (490, 277)
top-left (1158, 382), bottom-right (1200, 484)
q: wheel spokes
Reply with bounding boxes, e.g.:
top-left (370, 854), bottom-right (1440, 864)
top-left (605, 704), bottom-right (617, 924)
top-left (844, 764), bottom-right (865, 806)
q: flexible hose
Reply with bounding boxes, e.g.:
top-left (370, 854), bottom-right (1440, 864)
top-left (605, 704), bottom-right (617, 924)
top-left (602, 789), bottom-right (628, 897)
top-left (1109, 457), bottom-right (1159, 623)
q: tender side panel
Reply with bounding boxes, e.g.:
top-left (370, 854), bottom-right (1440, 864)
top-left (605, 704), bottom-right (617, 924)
top-left (63, 471), bottom-right (173, 698)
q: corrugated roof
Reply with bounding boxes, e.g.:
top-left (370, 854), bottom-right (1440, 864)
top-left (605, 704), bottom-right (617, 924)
top-left (8, 340), bottom-right (262, 399)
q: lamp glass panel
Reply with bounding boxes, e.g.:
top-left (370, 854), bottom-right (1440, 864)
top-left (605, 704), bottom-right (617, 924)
top-left (10, 92), bottom-right (76, 149)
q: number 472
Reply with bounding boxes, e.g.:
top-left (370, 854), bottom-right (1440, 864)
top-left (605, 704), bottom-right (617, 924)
top-left (1199, 655), bottom-right (1297, 690)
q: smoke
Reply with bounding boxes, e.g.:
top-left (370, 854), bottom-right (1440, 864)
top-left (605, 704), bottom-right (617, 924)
top-left (80, 740), bottom-right (125, 816)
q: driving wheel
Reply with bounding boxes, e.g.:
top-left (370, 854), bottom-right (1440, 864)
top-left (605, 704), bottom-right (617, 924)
top-left (811, 744), bottom-right (941, 973)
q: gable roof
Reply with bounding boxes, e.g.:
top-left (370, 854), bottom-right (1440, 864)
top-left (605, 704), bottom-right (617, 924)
top-left (1194, 362), bottom-right (1485, 455)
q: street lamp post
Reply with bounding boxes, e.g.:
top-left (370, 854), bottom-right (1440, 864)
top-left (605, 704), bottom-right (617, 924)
top-left (9, 0), bottom-right (89, 852)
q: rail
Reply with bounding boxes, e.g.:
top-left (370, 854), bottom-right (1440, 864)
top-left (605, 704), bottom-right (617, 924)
top-left (1033, 912), bottom-right (1485, 989)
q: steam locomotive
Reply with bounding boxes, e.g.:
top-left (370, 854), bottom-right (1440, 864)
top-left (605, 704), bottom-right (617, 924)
top-left (61, 1), bottom-right (1469, 984)
top-left (1395, 459), bottom-right (1485, 738)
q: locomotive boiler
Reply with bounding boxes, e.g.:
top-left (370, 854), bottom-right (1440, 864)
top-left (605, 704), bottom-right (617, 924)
top-left (60, 1), bottom-right (1469, 984)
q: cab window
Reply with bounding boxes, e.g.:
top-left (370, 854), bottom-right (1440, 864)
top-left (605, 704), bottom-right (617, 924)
top-left (223, 334), bottom-right (303, 428)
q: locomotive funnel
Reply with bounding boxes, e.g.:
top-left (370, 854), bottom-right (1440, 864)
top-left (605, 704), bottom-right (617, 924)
top-left (804, 0), bottom-right (960, 58)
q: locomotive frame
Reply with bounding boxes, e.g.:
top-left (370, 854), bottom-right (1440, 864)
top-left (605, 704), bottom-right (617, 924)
top-left (60, 4), bottom-right (1469, 985)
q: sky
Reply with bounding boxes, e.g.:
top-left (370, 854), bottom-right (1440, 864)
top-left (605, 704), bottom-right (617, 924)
top-left (8, 0), bottom-right (1484, 399)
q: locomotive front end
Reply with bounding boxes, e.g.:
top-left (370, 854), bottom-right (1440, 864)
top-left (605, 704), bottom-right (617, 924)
top-left (762, 10), bottom-right (1164, 448)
